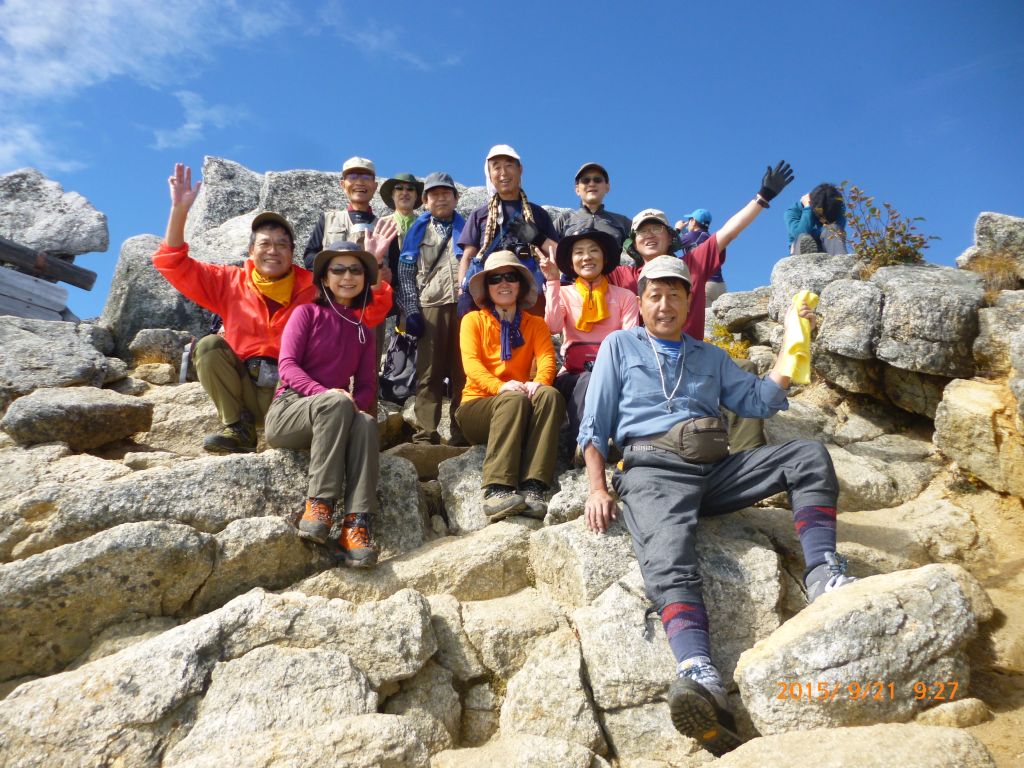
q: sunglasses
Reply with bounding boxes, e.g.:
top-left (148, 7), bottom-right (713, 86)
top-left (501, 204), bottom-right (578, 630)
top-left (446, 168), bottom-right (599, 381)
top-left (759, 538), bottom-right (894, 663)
top-left (393, 184), bottom-right (417, 192)
top-left (486, 271), bottom-right (520, 285)
top-left (578, 175), bottom-right (606, 185)
top-left (344, 173), bottom-right (374, 181)
top-left (328, 265), bottom-right (365, 276)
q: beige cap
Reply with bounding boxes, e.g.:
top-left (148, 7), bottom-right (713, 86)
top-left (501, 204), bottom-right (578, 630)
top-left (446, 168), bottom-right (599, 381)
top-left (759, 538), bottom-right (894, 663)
top-left (341, 156), bottom-right (376, 175)
top-left (631, 208), bottom-right (672, 232)
top-left (637, 255), bottom-right (692, 293)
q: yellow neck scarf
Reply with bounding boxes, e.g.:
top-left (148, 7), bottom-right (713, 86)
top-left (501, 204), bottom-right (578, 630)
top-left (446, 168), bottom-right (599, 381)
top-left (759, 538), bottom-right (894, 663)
top-left (250, 265), bottom-right (295, 307)
top-left (574, 276), bottom-right (610, 332)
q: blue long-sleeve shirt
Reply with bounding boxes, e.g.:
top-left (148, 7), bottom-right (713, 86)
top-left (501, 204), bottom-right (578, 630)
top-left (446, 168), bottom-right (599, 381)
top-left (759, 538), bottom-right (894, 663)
top-left (785, 200), bottom-right (847, 244)
top-left (577, 328), bottom-right (789, 456)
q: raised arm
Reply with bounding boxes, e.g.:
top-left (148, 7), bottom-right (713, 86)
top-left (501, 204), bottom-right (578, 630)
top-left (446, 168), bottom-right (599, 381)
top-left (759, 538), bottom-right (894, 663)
top-left (716, 160), bottom-right (794, 250)
top-left (164, 163), bottom-right (202, 247)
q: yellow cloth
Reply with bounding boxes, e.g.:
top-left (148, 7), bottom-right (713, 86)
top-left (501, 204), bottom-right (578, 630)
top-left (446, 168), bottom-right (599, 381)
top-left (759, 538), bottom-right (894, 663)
top-left (250, 266), bottom-right (295, 307)
top-left (777, 290), bottom-right (819, 384)
top-left (574, 277), bottom-right (610, 332)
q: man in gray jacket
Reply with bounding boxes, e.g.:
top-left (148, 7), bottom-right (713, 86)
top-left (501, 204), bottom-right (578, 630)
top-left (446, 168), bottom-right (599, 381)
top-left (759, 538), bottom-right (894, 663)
top-left (553, 162), bottom-right (631, 249)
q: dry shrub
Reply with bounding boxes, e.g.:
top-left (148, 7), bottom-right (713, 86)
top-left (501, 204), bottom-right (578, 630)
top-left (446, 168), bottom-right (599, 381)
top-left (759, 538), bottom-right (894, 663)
top-left (965, 250), bottom-right (1021, 305)
top-left (707, 323), bottom-right (750, 359)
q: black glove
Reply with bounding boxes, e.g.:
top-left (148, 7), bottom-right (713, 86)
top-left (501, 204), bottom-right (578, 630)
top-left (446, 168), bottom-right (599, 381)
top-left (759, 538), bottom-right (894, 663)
top-left (404, 312), bottom-right (426, 338)
top-left (758, 160), bottom-right (795, 202)
top-left (507, 217), bottom-right (545, 247)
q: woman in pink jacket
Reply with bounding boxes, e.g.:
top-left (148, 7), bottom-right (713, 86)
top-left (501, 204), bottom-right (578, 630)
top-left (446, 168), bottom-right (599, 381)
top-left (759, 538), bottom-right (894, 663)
top-left (539, 228), bottom-right (639, 455)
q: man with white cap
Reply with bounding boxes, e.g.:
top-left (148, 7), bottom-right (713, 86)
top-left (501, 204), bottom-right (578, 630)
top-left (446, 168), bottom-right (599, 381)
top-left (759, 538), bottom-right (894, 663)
top-left (457, 144), bottom-right (559, 316)
top-left (578, 255), bottom-right (855, 756)
top-left (552, 162), bottom-right (631, 248)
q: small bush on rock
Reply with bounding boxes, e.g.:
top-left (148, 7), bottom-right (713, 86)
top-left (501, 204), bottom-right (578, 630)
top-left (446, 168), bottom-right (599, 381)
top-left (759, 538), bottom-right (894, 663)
top-left (964, 250), bottom-right (1021, 305)
top-left (841, 182), bottom-right (939, 277)
top-left (707, 322), bottom-right (750, 359)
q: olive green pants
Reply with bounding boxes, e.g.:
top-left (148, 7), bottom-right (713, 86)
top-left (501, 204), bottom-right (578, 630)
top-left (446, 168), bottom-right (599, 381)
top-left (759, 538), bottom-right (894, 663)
top-left (193, 335), bottom-right (274, 426)
top-left (455, 386), bottom-right (565, 488)
top-left (414, 304), bottom-right (465, 444)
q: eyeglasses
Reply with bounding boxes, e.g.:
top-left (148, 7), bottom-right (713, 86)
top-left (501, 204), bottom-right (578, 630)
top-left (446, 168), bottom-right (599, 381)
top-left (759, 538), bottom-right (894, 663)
top-left (486, 271), bottom-right (519, 285)
top-left (344, 173), bottom-right (374, 181)
top-left (328, 265), bottom-right (365, 276)
top-left (578, 175), bottom-right (606, 185)
top-left (636, 224), bottom-right (667, 237)
top-left (393, 184), bottom-right (417, 192)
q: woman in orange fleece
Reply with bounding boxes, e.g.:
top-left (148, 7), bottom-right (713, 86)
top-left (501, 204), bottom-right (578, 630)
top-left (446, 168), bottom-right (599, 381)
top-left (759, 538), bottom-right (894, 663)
top-left (457, 251), bottom-right (565, 521)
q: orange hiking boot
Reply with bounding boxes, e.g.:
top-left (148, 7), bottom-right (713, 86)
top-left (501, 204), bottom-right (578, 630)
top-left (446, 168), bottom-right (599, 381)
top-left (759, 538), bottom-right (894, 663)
top-left (336, 513), bottom-right (378, 568)
top-left (297, 497), bottom-right (334, 543)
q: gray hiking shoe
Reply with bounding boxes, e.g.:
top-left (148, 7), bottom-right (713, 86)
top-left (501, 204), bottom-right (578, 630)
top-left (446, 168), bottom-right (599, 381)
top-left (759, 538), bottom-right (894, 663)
top-left (519, 480), bottom-right (549, 519)
top-left (203, 411), bottom-right (256, 454)
top-left (805, 551), bottom-right (857, 602)
top-left (482, 485), bottom-right (526, 521)
top-left (794, 233), bottom-right (820, 255)
top-left (668, 655), bottom-right (743, 756)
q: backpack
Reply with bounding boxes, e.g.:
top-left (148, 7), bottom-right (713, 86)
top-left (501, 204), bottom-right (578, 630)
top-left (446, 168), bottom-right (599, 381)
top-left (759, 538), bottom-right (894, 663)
top-left (379, 330), bottom-right (417, 404)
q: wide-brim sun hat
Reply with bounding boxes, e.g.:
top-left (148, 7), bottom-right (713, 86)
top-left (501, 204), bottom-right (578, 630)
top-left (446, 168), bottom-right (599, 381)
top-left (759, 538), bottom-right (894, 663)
top-left (555, 229), bottom-right (620, 279)
top-left (380, 173), bottom-right (424, 211)
top-left (468, 250), bottom-right (538, 309)
top-left (312, 240), bottom-right (378, 286)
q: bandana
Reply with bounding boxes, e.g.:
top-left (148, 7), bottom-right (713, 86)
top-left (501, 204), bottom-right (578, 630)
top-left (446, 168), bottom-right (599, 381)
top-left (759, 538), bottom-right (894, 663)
top-left (250, 266), bottom-right (295, 307)
top-left (574, 276), bottom-right (610, 332)
top-left (393, 211), bottom-right (416, 235)
top-left (491, 308), bottom-right (524, 361)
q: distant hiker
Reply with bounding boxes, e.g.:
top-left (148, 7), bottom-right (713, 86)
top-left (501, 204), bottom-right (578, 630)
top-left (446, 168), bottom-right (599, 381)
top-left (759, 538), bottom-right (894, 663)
top-left (457, 251), bottom-right (565, 521)
top-left (457, 144), bottom-right (559, 317)
top-left (579, 255), bottom-right (856, 757)
top-left (152, 163), bottom-right (390, 454)
top-left (539, 228), bottom-right (638, 457)
top-left (267, 241), bottom-right (386, 568)
top-left (395, 172), bottom-right (467, 445)
top-left (552, 162), bottom-right (632, 249)
top-left (786, 182), bottom-right (849, 255)
top-left (303, 155), bottom-right (399, 362)
top-left (674, 208), bottom-right (727, 306)
top-left (379, 171), bottom-right (424, 327)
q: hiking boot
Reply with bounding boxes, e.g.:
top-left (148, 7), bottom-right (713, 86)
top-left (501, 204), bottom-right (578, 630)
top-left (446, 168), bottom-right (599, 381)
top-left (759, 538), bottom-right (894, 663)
top-left (482, 485), bottom-right (526, 522)
top-left (202, 411), bottom-right (257, 454)
top-left (805, 551), bottom-right (857, 603)
top-left (519, 480), bottom-right (549, 519)
top-left (336, 513), bottom-right (377, 568)
top-left (297, 497), bottom-right (334, 544)
top-left (794, 233), bottom-right (820, 255)
top-left (668, 655), bottom-right (743, 756)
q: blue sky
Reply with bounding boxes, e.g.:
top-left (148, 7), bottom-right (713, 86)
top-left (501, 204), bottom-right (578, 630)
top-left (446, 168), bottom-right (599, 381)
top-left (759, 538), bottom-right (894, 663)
top-left (2, 0), bottom-right (1022, 320)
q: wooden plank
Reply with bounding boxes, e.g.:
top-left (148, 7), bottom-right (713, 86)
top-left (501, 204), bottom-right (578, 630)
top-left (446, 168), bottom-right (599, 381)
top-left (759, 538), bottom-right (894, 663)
top-left (0, 294), bottom-right (63, 321)
top-left (0, 235), bottom-right (97, 291)
top-left (0, 267), bottom-right (68, 311)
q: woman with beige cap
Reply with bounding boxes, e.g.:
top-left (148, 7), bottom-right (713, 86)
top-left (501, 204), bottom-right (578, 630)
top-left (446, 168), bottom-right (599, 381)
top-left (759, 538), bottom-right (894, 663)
top-left (456, 251), bottom-right (565, 520)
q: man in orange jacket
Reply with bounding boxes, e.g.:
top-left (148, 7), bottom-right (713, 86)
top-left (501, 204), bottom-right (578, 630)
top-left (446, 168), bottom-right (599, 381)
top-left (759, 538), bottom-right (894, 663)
top-left (153, 163), bottom-right (393, 453)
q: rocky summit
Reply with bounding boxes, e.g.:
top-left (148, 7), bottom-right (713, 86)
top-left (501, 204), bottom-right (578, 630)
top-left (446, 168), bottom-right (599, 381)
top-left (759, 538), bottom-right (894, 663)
top-left (1, 159), bottom-right (1023, 766)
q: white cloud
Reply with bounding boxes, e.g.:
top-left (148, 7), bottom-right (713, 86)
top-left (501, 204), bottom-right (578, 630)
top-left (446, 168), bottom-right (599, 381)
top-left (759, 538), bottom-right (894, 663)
top-left (0, 122), bottom-right (85, 174)
top-left (152, 90), bottom-right (245, 150)
top-left (0, 0), bottom-right (292, 99)
top-left (316, 0), bottom-right (461, 72)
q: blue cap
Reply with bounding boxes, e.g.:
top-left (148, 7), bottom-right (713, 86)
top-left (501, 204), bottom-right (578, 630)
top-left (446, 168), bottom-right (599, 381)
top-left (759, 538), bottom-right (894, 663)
top-left (682, 208), bottom-right (712, 227)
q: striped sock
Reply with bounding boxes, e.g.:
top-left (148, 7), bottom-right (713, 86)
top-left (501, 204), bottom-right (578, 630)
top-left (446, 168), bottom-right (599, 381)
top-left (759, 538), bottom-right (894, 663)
top-left (793, 505), bottom-right (837, 576)
top-left (660, 601), bottom-right (710, 664)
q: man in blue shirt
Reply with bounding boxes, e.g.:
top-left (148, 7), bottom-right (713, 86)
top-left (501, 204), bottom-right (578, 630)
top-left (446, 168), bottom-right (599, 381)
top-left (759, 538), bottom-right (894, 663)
top-left (579, 256), bottom-right (855, 756)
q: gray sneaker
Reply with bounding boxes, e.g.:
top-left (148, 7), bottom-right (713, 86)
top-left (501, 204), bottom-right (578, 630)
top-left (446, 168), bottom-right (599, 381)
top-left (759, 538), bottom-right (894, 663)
top-left (482, 485), bottom-right (526, 521)
top-left (805, 551), bottom-right (857, 603)
top-left (519, 480), bottom-right (549, 519)
top-left (794, 233), bottom-right (820, 255)
top-left (668, 655), bottom-right (743, 756)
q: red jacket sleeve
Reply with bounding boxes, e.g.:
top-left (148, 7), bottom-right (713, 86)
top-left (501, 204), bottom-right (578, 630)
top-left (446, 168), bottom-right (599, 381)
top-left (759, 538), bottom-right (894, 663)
top-left (151, 242), bottom-right (234, 315)
top-left (360, 280), bottom-right (394, 328)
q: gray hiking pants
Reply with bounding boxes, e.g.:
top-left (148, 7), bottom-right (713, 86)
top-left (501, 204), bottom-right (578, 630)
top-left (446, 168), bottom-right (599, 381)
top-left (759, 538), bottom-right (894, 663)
top-left (611, 439), bottom-right (837, 610)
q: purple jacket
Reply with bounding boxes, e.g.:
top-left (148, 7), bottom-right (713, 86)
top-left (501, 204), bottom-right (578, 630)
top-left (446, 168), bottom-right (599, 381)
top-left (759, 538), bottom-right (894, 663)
top-left (276, 301), bottom-right (377, 412)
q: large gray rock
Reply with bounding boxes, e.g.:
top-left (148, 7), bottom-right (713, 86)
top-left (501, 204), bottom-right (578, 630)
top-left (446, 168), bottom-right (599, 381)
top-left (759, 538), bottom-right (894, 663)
top-left (382, 659), bottom-right (460, 754)
top-left (499, 627), bottom-right (606, 754)
top-left (710, 287), bottom-right (771, 332)
top-left (715, 724), bottom-right (995, 768)
top-left (958, 211), bottom-right (1024, 280)
top-left (432, 735), bottom-right (605, 768)
top-left (811, 350), bottom-right (884, 398)
top-left (599, 701), bottom-right (709, 766)
top-left (0, 168), bottom-right (108, 255)
top-left (258, 169), bottom-right (347, 252)
top-left (134, 381), bottom-right (221, 456)
top-left (734, 564), bottom-right (982, 735)
top-left (1012, 328), bottom-right (1024, 425)
top-left (973, 290), bottom-right (1024, 375)
top-left (0, 443), bottom-right (131, 507)
top-left (882, 365), bottom-right (950, 418)
top-left (438, 446), bottom-right (488, 532)
top-left (0, 588), bottom-right (435, 768)
top-left (461, 588), bottom-right (566, 680)
top-left (530, 517), bottom-right (635, 608)
top-left (768, 254), bottom-right (859, 321)
top-left (183, 156), bottom-right (263, 241)
top-left (128, 327), bottom-right (194, 368)
top-left (427, 594), bottom-right (487, 683)
top-left (0, 521), bottom-right (215, 680)
top-left (0, 316), bottom-right (117, 413)
top-left (870, 264), bottom-right (985, 377)
top-left (815, 279), bottom-right (882, 359)
top-left (100, 234), bottom-right (211, 358)
top-left (828, 444), bottom-right (935, 512)
top-left (1, 386), bottom-right (152, 450)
